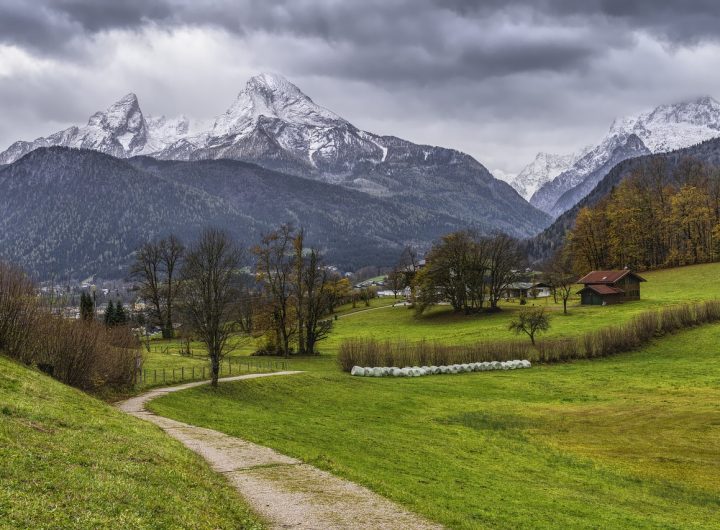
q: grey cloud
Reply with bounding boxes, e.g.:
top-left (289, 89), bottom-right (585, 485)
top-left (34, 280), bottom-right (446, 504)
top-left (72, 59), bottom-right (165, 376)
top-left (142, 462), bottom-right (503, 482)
top-left (2, 0), bottom-right (720, 174)
top-left (3, 0), bottom-right (719, 82)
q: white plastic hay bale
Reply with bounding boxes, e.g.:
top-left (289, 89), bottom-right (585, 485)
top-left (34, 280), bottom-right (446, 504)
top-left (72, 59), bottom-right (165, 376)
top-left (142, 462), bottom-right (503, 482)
top-left (351, 366), bottom-right (365, 376)
top-left (384, 367), bottom-right (393, 376)
top-left (430, 366), bottom-right (439, 374)
top-left (439, 365), bottom-right (449, 374)
top-left (449, 365), bottom-right (459, 374)
top-left (371, 367), bottom-right (383, 377)
top-left (421, 366), bottom-right (430, 373)
top-left (392, 367), bottom-right (403, 376)
top-left (521, 360), bottom-right (531, 368)
top-left (400, 367), bottom-right (411, 376)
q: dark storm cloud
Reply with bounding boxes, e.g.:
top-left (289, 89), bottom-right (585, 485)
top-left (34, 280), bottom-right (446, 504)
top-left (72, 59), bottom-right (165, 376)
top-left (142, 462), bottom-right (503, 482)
top-left (3, 0), bottom-right (720, 82)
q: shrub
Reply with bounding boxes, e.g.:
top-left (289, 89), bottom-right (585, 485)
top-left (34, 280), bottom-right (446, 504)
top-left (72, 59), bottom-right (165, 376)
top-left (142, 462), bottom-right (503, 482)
top-left (338, 337), bottom-right (530, 372)
top-left (0, 262), bottom-right (40, 362)
top-left (0, 261), bottom-right (139, 390)
top-left (535, 338), bottom-right (580, 362)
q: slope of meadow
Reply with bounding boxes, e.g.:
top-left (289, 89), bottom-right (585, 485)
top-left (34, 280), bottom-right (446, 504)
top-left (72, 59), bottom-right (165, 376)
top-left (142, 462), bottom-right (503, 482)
top-left (0, 356), bottom-right (263, 529)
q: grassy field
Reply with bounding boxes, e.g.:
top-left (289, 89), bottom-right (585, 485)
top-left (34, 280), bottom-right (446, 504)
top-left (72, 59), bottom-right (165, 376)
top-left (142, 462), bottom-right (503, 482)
top-left (0, 356), bottom-right (264, 529)
top-left (321, 262), bottom-right (720, 351)
top-left (150, 323), bottom-right (720, 529)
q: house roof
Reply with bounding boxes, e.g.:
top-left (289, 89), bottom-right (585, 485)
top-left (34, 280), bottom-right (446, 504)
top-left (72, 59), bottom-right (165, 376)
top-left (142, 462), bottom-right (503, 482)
top-left (577, 284), bottom-right (625, 296)
top-left (506, 282), bottom-right (534, 290)
top-left (577, 269), bottom-right (647, 285)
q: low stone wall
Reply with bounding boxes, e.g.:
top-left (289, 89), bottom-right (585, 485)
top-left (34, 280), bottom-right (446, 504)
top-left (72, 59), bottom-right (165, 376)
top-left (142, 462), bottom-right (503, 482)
top-left (350, 360), bottom-right (531, 377)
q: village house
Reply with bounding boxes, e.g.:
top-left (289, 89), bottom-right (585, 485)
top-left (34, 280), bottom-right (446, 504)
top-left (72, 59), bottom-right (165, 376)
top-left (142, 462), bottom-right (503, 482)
top-left (503, 282), bottom-right (552, 300)
top-left (577, 269), bottom-right (647, 305)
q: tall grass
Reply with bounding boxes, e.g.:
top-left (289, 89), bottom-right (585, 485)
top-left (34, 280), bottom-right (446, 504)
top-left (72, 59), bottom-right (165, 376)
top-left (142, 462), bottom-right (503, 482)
top-left (339, 338), bottom-right (530, 372)
top-left (338, 300), bottom-right (720, 371)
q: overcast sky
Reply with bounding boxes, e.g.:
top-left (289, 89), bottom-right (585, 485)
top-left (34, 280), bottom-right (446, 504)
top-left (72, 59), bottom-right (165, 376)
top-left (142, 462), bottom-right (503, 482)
top-left (2, 0), bottom-right (720, 174)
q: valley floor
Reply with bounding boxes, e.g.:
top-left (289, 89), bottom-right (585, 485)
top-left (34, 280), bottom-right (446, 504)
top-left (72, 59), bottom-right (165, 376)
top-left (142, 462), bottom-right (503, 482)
top-left (149, 324), bottom-right (720, 529)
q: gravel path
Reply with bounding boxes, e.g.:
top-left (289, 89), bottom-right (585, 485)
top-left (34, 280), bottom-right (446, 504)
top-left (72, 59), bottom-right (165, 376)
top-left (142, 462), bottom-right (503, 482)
top-left (117, 372), bottom-right (442, 530)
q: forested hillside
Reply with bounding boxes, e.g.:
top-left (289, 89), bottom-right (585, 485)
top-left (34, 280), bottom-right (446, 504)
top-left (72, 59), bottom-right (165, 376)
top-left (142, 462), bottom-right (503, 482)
top-left (528, 138), bottom-right (720, 266)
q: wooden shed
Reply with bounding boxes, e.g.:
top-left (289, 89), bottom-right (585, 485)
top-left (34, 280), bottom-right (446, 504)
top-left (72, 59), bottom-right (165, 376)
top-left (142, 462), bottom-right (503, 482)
top-left (577, 270), bottom-right (646, 305)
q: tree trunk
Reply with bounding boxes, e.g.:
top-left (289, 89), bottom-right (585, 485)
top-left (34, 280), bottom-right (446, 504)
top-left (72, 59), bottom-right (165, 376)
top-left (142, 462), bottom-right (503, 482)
top-left (210, 355), bottom-right (220, 387)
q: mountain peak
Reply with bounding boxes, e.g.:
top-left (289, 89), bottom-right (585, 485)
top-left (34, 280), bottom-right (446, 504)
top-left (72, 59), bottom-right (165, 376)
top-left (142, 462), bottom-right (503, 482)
top-left (245, 72), bottom-right (301, 94)
top-left (213, 73), bottom-right (345, 136)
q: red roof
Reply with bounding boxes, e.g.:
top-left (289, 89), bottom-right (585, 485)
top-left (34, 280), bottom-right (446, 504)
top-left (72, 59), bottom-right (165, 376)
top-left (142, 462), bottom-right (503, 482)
top-left (577, 270), bottom-right (646, 285)
top-left (578, 284), bottom-right (625, 296)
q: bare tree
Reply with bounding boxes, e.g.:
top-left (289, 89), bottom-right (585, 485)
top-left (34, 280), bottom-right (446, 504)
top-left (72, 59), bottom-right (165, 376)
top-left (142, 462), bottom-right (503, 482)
top-left (179, 229), bottom-right (242, 387)
top-left (253, 224), bottom-right (296, 357)
top-left (386, 269), bottom-right (405, 298)
top-left (486, 233), bottom-right (522, 310)
top-left (159, 235), bottom-right (184, 337)
top-left (300, 249), bottom-right (334, 354)
top-left (131, 235), bottom-right (185, 338)
top-left (397, 245), bottom-right (420, 289)
top-left (292, 229), bottom-right (306, 354)
top-left (545, 250), bottom-right (577, 315)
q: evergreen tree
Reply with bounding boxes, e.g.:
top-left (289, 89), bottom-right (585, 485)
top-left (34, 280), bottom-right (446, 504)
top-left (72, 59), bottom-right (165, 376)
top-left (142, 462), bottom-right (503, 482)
top-left (80, 292), bottom-right (94, 321)
top-left (114, 301), bottom-right (128, 326)
top-left (104, 300), bottom-right (115, 325)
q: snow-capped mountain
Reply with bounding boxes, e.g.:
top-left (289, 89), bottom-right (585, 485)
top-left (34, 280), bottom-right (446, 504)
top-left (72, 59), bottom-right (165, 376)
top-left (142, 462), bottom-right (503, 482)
top-left (0, 73), bottom-right (387, 179)
top-left (0, 93), bottom-right (194, 164)
top-left (528, 95), bottom-right (720, 217)
top-left (0, 73), bottom-right (552, 239)
top-left (508, 150), bottom-right (589, 201)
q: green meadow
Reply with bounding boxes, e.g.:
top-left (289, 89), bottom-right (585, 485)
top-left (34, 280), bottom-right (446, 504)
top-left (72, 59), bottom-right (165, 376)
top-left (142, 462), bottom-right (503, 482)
top-left (146, 263), bottom-right (720, 529)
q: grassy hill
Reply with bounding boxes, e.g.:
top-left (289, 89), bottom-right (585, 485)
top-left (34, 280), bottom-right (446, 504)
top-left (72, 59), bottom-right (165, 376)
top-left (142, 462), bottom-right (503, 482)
top-left (0, 356), bottom-right (263, 529)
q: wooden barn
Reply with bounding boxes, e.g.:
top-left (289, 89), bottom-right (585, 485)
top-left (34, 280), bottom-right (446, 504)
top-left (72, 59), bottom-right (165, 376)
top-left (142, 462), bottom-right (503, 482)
top-left (577, 270), bottom-right (647, 305)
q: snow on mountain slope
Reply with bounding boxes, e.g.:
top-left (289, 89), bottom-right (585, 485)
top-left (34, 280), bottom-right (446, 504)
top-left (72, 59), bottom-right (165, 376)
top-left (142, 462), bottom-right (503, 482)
top-left (527, 96), bottom-right (720, 216)
top-left (0, 72), bottom-right (551, 238)
top-left (509, 150), bottom-right (590, 200)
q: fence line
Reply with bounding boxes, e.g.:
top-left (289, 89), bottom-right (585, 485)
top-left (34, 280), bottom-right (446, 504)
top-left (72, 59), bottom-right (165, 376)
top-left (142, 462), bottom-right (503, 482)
top-left (139, 357), bottom-right (288, 385)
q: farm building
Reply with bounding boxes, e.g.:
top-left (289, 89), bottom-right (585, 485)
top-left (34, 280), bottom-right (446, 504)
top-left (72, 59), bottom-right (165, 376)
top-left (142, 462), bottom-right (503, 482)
top-left (503, 282), bottom-right (552, 299)
top-left (577, 269), bottom-right (646, 305)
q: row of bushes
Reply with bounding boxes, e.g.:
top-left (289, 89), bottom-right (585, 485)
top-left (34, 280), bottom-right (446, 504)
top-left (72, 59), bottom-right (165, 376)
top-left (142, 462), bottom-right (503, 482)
top-left (338, 338), bottom-right (531, 372)
top-left (338, 300), bottom-right (720, 371)
top-left (0, 262), bottom-right (139, 390)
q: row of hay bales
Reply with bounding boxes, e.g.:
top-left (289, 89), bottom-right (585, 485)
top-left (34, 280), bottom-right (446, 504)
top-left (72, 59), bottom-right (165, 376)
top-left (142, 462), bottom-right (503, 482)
top-left (350, 359), bottom-right (531, 377)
